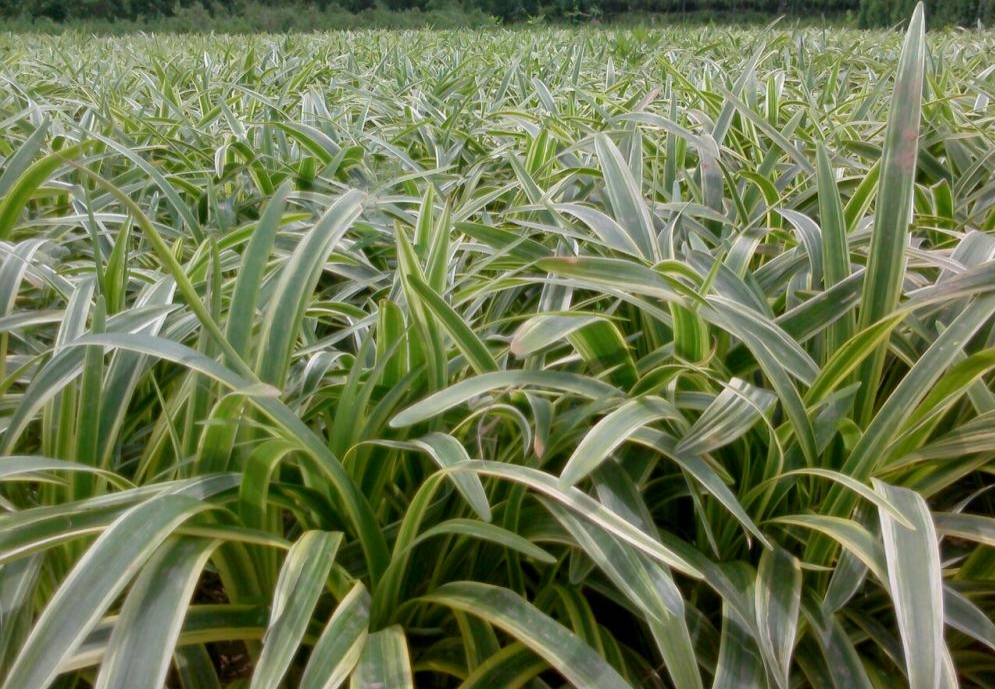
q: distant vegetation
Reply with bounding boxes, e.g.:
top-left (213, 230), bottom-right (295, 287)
top-left (1, 0), bottom-right (992, 29)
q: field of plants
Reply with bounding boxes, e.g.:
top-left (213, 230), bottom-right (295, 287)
top-left (3, 5), bottom-right (995, 688)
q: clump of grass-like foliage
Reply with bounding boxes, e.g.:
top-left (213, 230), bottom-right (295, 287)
top-left (2, 5), bottom-right (995, 688)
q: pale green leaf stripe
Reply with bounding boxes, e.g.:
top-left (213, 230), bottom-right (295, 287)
top-left (82, 130), bottom-right (205, 241)
top-left (934, 512), bottom-right (995, 547)
top-left (754, 547), bottom-right (801, 689)
top-left (425, 581), bottom-right (634, 689)
top-left (874, 479), bottom-right (950, 689)
top-left (0, 140), bottom-right (97, 241)
top-left (816, 142), bottom-right (854, 356)
top-left (390, 370), bottom-right (620, 428)
top-left (226, 182), bottom-right (290, 361)
top-left (0, 119), bottom-right (50, 199)
top-left (0, 554), bottom-right (42, 678)
top-left (0, 456), bottom-right (134, 489)
top-left (554, 203), bottom-right (643, 256)
top-left (251, 531), bottom-right (343, 689)
top-left (778, 468), bottom-right (914, 528)
top-left (560, 397), bottom-right (682, 486)
top-left (676, 378), bottom-right (776, 457)
top-left (944, 586), bottom-right (995, 653)
top-left (510, 313), bottom-right (604, 358)
top-left (407, 275), bottom-right (498, 375)
top-left (299, 583), bottom-right (371, 689)
top-left (257, 189), bottom-right (365, 386)
top-left (814, 293), bottom-right (995, 546)
top-left (712, 598), bottom-right (763, 689)
top-left (631, 428), bottom-right (769, 548)
top-left (94, 537), bottom-right (219, 689)
top-left (399, 444), bottom-right (487, 528)
top-left (450, 460), bottom-right (703, 578)
top-left (854, 2), bottom-right (926, 424)
top-left (548, 503), bottom-right (703, 689)
top-left (173, 645), bottom-right (223, 689)
top-left (458, 642), bottom-right (546, 689)
top-left (594, 133), bottom-right (658, 261)
top-left (537, 256), bottom-right (686, 302)
top-left (802, 601), bottom-right (875, 689)
top-left (412, 519), bottom-right (555, 564)
top-left (350, 625), bottom-right (413, 689)
top-left (0, 494), bottom-right (214, 689)
top-left (382, 433), bottom-right (492, 522)
top-left (770, 515), bottom-right (886, 584)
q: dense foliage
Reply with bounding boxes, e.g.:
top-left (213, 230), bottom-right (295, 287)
top-left (4, 4), bottom-right (995, 688)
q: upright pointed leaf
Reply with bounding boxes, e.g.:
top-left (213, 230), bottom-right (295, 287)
top-left (874, 479), bottom-right (951, 689)
top-left (250, 531), bottom-right (343, 689)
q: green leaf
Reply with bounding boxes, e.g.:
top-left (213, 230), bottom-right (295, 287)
top-left (227, 182), bottom-right (291, 361)
top-left (560, 397), bottom-right (682, 487)
top-left (854, 2), bottom-right (926, 424)
top-left (594, 133), bottom-right (658, 261)
top-left (250, 531), bottom-right (343, 689)
top-left (424, 581), bottom-right (634, 689)
top-left (299, 583), bottom-right (371, 689)
top-left (390, 371), bottom-right (619, 428)
top-left (350, 625), bottom-right (413, 689)
top-left (0, 494), bottom-right (214, 689)
top-left (458, 642), bottom-right (546, 689)
top-left (257, 189), bottom-right (365, 386)
top-left (676, 378), bottom-right (776, 457)
top-left (874, 478), bottom-right (952, 689)
top-left (754, 546), bottom-right (801, 689)
top-left (406, 275), bottom-right (498, 375)
top-left (94, 537), bottom-right (219, 689)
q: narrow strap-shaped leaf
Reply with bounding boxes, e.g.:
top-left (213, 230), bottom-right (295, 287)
top-left (382, 433), bottom-right (491, 522)
top-left (256, 189), bottom-right (364, 386)
top-left (754, 546), bottom-right (801, 689)
top-left (854, 2), bottom-right (926, 425)
top-left (226, 182), bottom-right (291, 361)
top-left (350, 625), bottom-right (413, 689)
top-left (944, 586), bottom-right (995, 653)
top-left (560, 397), bottom-right (682, 487)
top-left (299, 583), bottom-right (371, 689)
top-left (425, 581), bottom-right (634, 689)
top-left (57, 332), bottom-right (389, 584)
top-left (548, 503), bottom-right (703, 689)
top-left (94, 537), bottom-right (219, 689)
top-left (173, 645), bottom-right (223, 689)
top-left (816, 142), bottom-right (855, 358)
top-left (458, 642), bottom-right (546, 689)
top-left (447, 460), bottom-right (703, 578)
top-left (250, 531), bottom-right (343, 689)
top-left (0, 140), bottom-right (97, 240)
top-left (594, 133), bottom-right (658, 261)
top-left (0, 554), bottom-right (43, 676)
top-left (390, 370), bottom-right (619, 428)
top-left (874, 479), bottom-right (951, 689)
top-left (0, 494), bottom-right (213, 689)
top-left (802, 600), bottom-right (875, 689)
top-left (406, 275), bottom-right (498, 375)
top-left (0, 119), bottom-right (50, 199)
top-left (676, 378), bottom-right (776, 457)
top-left (712, 596), bottom-right (763, 689)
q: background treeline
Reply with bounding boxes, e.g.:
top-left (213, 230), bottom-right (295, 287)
top-left (0, 0), bottom-right (992, 33)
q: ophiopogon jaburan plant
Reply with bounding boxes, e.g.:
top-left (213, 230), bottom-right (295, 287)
top-left (2, 3), bottom-right (995, 688)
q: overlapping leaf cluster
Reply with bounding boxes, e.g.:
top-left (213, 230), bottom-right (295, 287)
top-left (3, 8), bottom-right (995, 688)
